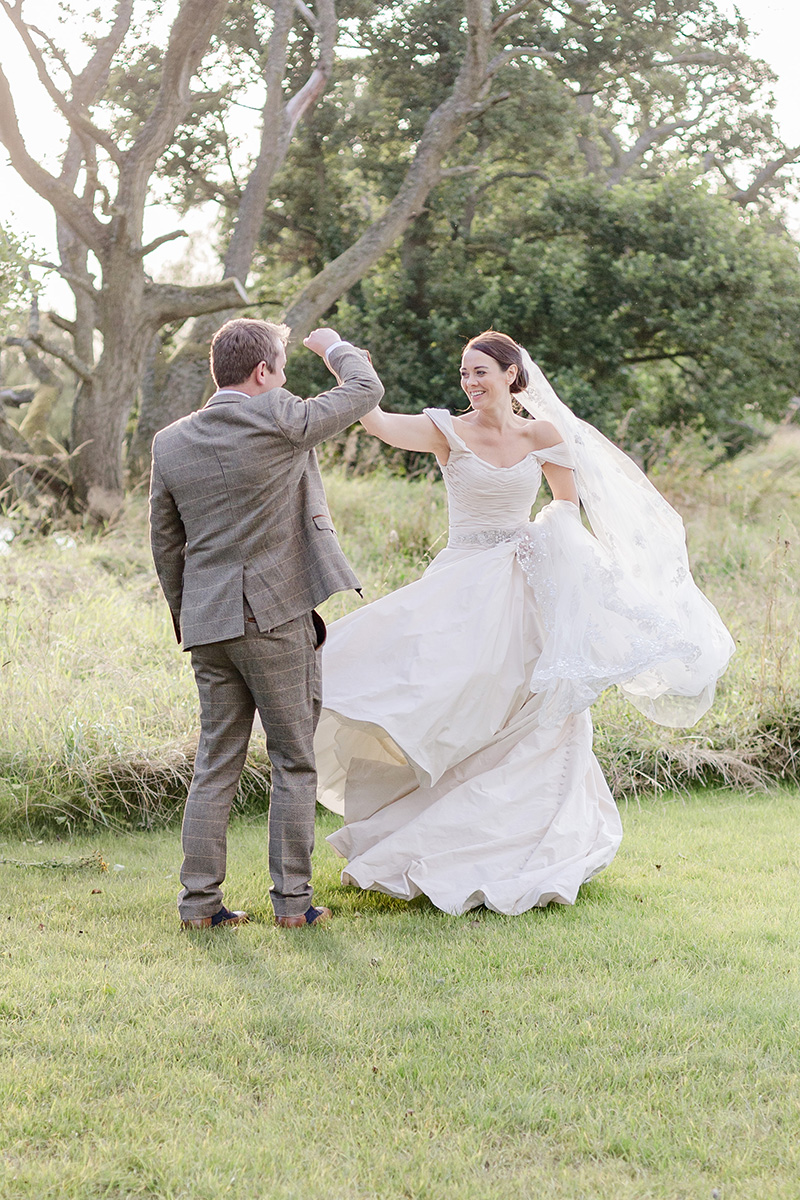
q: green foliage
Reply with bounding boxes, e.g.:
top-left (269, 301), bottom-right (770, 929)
top-left (316, 178), bottom-right (800, 455)
top-left (245, 1), bottom-right (800, 456)
top-left (225, 0), bottom-right (800, 458)
top-left (0, 224), bottom-right (33, 336)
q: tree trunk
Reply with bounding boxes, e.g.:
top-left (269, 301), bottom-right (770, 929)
top-left (68, 259), bottom-right (250, 515)
top-left (127, 321), bottom-right (214, 475)
top-left (70, 254), bottom-right (153, 518)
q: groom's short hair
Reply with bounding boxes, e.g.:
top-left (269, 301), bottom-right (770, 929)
top-left (210, 318), bottom-right (291, 388)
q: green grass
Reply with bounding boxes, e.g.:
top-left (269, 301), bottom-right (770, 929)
top-left (1, 791), bottom-right (799, 1198)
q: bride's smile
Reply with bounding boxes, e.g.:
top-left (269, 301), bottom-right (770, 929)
top-left (460, 348), bottom-right (517, 410)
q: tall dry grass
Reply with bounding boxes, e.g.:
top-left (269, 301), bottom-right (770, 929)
top-left (1, 429), bottom-right (799, 829)
top-left (595, 427), bottom-right (800, 793)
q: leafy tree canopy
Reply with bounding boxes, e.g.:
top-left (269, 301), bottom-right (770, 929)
top-left (256, 1), bottom-right (800, 459)
top-left (288, 177), bottom-right (800, 458)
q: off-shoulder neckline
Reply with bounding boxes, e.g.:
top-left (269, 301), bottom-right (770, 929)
top-left (428, 407), bottom-right (564, 470)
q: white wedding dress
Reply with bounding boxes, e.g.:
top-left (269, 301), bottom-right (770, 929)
top-left (315, 407), bottom-right (733, 915)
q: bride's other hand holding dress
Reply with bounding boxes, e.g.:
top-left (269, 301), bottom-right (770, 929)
top-left (315, 332), bottom-right (733, 916)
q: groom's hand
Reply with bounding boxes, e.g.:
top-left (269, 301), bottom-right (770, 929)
top-left (303, 327), bottom-right (342, 358)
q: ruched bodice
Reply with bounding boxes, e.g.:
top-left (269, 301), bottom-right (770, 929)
top-left (423, 408), bottom-right (574, 538)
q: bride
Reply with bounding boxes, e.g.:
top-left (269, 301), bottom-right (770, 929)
top-left (314, 331), bottom-right (734, 915)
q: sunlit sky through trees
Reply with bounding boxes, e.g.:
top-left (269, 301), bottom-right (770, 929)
top-left (1, 0), bottom-right (799, 305)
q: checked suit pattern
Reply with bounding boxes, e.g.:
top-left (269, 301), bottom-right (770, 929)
top-left (149, 343), bottom-right (384, 920)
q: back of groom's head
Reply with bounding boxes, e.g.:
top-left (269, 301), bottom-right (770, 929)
top-left (210, 318), bottom-right (291, 388)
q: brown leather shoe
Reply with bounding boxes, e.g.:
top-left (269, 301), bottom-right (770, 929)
top-left (181, 906), bottom-right (250, 930)
top-left (275, 905), bottom-right (331, 928)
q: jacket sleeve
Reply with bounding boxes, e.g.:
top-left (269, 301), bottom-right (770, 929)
top-left (149, 453), bottom-right (185, 644)
top-left (271, 342), bottom-right (384, 449)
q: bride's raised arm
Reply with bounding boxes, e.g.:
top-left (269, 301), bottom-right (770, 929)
top-left (360, 407), bottom-right (450, 463)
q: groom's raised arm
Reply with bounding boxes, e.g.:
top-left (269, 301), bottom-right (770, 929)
top-left (271, 335), bottom-right (384, 450)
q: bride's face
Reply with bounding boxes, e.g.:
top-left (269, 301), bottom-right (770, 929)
top-left (460, 349), bottom-right (515, 409)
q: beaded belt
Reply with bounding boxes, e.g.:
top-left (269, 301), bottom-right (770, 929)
top-left (448, 526), bottom-right (524, 548)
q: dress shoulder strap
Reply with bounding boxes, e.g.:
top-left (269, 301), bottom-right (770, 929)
top-left (531, 441), bottom-right (575, 470)
top-left (423, 408), bottom-right (468, 452)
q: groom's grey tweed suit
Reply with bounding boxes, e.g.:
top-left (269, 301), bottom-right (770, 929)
top-left (149, 343), bottom-right (383, 920)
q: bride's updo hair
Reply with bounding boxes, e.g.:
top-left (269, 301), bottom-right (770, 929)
top-left (464, 331), bottom-right (529, 394)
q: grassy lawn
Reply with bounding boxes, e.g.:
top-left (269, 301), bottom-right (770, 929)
top-left (2, 790), bottom-right (798, 1200)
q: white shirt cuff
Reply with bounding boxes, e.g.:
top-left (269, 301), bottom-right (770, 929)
top-left (323, 339), bottom-right (350, 366)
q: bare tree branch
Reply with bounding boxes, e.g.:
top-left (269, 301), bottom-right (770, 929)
top-left (71, 0), bottom-right (135, 106)
top-left (0, 0), bottom-right (124, 164)
top-left (598, 123), bottom-right (623, 167)
top-left (0, 67), bottom-right (108, 254)
top-left (477, 167), bottom-right (548, 191)
top-left (629, 113), bottom-right (705, 153)
top-left (26, 333), bottom-right (94, 382)
top-left (83, 145), bottom-right (115, 216)
top-left (704, 152), bottom-right (735, 188)
top-left (26, 23), bottom-right (77, 84)
top-left (147, 276), bottom-right (249, 323)
top-left (549, 0), bottom-right (593, 30)
top-left (653, 52), bottom-right (722, 67)
top-left (0, 387), bottom-right (35, 406)
top-left (727, 147), bottom-right (800, 205)
top-left (285, 64), bottom-right (329, 129)
top-left (139, 229), bottom-right (190, 258)
top-left (486, 44), bottom-right (558, 78)
top-left (574, 91), bottom-right (604, 174)
top-left (491, 1), bottom-right (537, 34)
top-left (293, 0), bottom-right (319, 33)
top-left (123, 0), bottom-right (230, 196)
top-left (439, 164), bottom-right (482, 178)
top-left (223, 0), bottom-right (337, 280)
top-left (623, 352), bottom-right (692, 365)
top-left (29, 260), bottom-right (100, 300)
top-left (5, 333), bottom-right (61, 386)
top-left (47, 312), bottom-right (78, 337)
top-left (49, 2), bottom-right (134, 383)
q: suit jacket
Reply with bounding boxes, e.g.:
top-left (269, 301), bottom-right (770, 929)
top-left (149, 342), bottom-right (383, 650)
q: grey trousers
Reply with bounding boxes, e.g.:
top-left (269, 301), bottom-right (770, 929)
top-left (178, 609), bottom-right (323, 921)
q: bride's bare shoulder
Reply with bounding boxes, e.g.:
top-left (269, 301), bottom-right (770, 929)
top-left (525, 418), bottom-right (563, 449)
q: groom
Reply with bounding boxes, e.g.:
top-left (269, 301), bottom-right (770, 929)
top-left (149, 318), bottom-right (383, 930)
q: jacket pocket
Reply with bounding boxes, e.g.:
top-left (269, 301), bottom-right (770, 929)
top-left (312, 513), bottom-right (336, 532)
